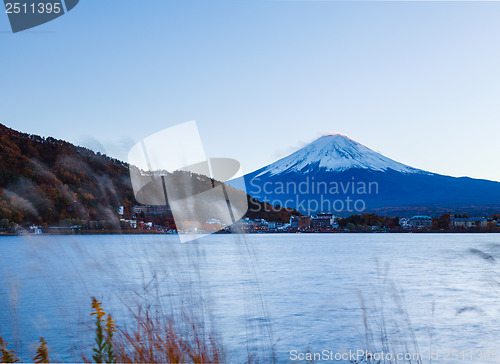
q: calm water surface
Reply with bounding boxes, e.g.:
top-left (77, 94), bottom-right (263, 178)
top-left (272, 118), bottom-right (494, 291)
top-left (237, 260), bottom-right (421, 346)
top-left (1, 233), bottom-right (500, 363)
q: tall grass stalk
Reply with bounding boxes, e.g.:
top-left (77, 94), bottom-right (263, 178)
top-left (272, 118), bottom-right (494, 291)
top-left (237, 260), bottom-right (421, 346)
top-left (357, 262), bottom-right (423, 364)
top-left (0, 337), bottom-right (19, 363)
top-left (33, 337), bottom-right (50, 363)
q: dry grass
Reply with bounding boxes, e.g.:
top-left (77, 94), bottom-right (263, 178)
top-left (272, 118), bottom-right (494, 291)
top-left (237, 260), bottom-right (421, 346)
top-left (2, 296), bottom-right (225, 363)
top-left (112, 307), bottom-right (223, 363)
top-left (76, 297), bottom-right (224, 364)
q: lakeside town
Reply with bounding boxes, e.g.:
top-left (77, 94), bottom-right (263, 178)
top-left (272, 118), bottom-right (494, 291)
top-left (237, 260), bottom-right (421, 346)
top-left (225, 213), bottom-right (499, 233)
top-left (5, 204), bottom-right (500, 235)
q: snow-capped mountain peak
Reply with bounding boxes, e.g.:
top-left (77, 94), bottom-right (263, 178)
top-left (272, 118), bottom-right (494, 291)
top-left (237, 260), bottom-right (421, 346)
top-left (255, 133), bottom-right (424, 177)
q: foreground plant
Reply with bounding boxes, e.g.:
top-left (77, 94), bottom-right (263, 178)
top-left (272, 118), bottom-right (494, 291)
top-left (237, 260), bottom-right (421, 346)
top-left (111, 308), bottom-right (224, 364)
top-left (91, 297), bottom-right (116, 363)
top-left (33, 337), bottom-right (50, 363)
top-left (1, 295), bottom-right (225, 363)
top-left (0, 337), bottom-right (19, 363)
top-left (0, 336), bottom-right (51, 363)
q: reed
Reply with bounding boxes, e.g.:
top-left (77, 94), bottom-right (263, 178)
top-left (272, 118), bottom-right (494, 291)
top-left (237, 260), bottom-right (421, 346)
top-left (33, 338), bottom-right (50, 364)
top-left (356, 262), bottom-right (424, 364)
top-left (0, 337), bottom-right (19, 363)
top-left (1, 295), bottom-right (224, 364)
top-left (111, 306), bottom-right (223, 363)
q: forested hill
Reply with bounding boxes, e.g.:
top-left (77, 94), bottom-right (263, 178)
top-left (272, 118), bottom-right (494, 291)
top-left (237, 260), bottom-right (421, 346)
top-left (0, 124), bottom-right (298, 228)
top-left (0, 123), bottom-right (135, 225)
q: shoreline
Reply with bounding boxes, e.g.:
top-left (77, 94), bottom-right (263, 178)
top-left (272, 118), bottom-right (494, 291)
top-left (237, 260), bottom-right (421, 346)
top-left (2, 230), bottom-right (500, 237)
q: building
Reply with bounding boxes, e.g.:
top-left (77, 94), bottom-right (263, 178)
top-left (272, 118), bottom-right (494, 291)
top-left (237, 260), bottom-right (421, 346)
top-left (450, 216), bottom-right (487, 228)
top-left (120, 219), bottom-right (137, 228)
top-left (253, 219), bottom-right (268, 228)
top-left (206, 218), bottom-right (222, 225)
top-left (290, 216), bottom-right (312, 229)
top-left (204, 219), bottom-right (223, 232)
top-left (299, 216), bottom-right (312, 228)
top-left (408, 215), bottom-right (433, 228)
top-left (132, 205), bottom-right (171, 215)
top-left (267, 222), bottom-right (285, 229)
top-left (132, 205), bottom-right (149, 214)
top-left (29, 225), bottom-right (42, 234)
top-left (235, 218), bottom-right (254, 229)
top-left (311, 213), bottom-right (337, 229)
top-left (399, 218), bottom-right (410, 229)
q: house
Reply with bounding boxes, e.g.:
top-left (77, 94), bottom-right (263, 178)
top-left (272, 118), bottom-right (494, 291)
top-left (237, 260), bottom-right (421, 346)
top-left (253, 219), bottom-right (268, 228)
top-left (133, 205), bottom-right (149, 214)
top-left (311, 213), bottom-right (337, 229)
top-left (399, 218), bottom-right (410, 229)
top-left (204, 219), bottom-right (222, 232)
top-left (409, 215), bottom-right (433, 228)
top-left (29, 225), bottom-right (42, 234)
top-left (132, 205), bottom-right (171, 215)
top-left (120, 219), bottom-right (137, 228)
top-left (290, 216), bottom-right (312, 229)
top-left (450, 216), bottom-right (487, 228)
top-left (298, 216), bottom-right (312, 228)
top-left (236, 218), bottom-right (254, 229)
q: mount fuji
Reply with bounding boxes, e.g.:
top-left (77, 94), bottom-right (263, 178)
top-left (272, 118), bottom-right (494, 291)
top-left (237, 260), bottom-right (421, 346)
top-left (237, 134), bottom-right (500, 216)
top-left (253, 134), bottom-right (424, 177)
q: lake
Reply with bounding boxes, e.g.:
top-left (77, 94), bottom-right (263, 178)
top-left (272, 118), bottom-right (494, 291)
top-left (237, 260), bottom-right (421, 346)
top-left (1, 233), bottom-right (500, 363)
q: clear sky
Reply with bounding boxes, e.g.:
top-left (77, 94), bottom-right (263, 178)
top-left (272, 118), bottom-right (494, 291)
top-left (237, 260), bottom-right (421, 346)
top-left (1, 0), bottom-right (500, 181)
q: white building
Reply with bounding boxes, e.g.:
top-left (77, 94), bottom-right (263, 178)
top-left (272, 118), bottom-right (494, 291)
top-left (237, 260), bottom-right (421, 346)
top-left (409, 215), bottom-right (433, 228)
top-left (311, 213), bottom-right (338, 229)
top-left (450, 216), bottom-right (487, 228)
top-left (29, 225), bottom-right (42, 234)
top-left (120, 219), bottom-right (137, 228)
top-left (399, 218), bottom-right (410, 228)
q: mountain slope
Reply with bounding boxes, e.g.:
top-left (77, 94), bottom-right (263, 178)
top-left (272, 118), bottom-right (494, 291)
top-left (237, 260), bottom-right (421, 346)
top-left (0, 123), bottom-right (136, 225)
top-left (240, 134), bottom-right (500, 216)
top-left (0, 124), bottom-right (299, 226)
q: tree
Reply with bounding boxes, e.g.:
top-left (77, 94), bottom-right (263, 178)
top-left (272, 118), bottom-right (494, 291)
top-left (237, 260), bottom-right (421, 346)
top-left (432, 214), bottom-right (450, 230)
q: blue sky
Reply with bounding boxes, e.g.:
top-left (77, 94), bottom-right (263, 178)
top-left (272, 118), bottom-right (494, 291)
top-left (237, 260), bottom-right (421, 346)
top-left (1, 0), bottom-right (500, 181)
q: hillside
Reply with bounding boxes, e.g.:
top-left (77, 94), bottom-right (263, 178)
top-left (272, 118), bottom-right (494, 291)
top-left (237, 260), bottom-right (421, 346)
top-left (0, 123), bottom-right (136, 226)
top-left (0, 124), bottom-right (298, 228)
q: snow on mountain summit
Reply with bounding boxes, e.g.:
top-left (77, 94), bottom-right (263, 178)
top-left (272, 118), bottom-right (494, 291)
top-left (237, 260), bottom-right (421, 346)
top-left (255, 133), bottom-right (424, 177)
